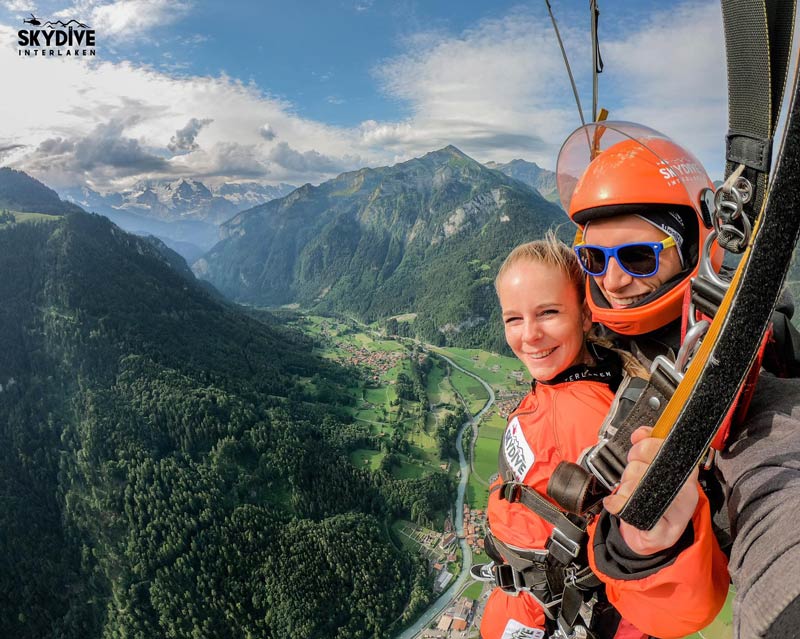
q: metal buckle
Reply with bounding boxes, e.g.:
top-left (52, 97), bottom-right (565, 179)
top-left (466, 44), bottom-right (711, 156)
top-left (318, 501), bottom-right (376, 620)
top-left (550, 527), bottom-right (581, 560)
top-left (501, 482), bottom-right (522, 503)
top-left (689, 231), bottom-right (729, 329)
top-left (493, 563), bottom-right (522, 594)
top-left (555, 618), bottom-right (590, 639)
top-left (582, 441), bottom-right (618, 492)
top-left (650, 354), bottom-right (683, 392)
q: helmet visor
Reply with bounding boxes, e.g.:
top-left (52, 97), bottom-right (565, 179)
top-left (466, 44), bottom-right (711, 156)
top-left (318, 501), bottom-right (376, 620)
top-left (556, 121), bottom-right (707, 219)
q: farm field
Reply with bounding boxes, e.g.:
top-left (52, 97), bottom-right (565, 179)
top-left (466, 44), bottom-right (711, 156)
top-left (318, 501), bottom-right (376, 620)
top-left (296, 315), bottom-right (469, 486)
top-left (434, 346), bottom-right (526, 511)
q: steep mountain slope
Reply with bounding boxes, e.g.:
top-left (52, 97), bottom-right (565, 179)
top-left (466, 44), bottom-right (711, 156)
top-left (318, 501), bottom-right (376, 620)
top-left (0, 212), bottom-right (446, 639)
top-left (0, 166), bottom-right (85, 215)
top-left (197, 146), bottom-right (569, 350)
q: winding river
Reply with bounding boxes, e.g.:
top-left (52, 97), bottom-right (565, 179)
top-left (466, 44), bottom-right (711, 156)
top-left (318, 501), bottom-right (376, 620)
top-left (395, 352), bottom-right (495, 639)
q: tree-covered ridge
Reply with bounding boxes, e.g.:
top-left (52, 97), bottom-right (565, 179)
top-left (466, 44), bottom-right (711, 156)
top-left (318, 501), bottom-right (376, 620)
top-left (196, 146), bottom-right (569, 351)
top-left (0, 166), bottom-right (85, 215)
top-left (1, 212), bottom-right (451, 639)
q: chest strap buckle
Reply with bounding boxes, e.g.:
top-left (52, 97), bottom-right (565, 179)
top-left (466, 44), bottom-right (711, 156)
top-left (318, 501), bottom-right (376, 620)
top-left (548, 527), bottom-right (582, 565)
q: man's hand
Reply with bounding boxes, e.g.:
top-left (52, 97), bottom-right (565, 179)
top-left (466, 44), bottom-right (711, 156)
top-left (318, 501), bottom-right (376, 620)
top-left (603, 426), bottom-right (700, 556)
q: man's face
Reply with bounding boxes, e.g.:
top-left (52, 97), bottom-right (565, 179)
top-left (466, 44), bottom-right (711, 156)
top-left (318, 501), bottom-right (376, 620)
top-left (581, 215), bottom-right (683, 310)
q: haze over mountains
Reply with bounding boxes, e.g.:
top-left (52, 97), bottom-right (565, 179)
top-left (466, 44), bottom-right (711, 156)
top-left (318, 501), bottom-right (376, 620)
top-left (61, 178), bottom-right (296, 262)
top-left (485, 158), bottom-right (559, 202)
top-left (195, 146), bottom-right (566, 351)
top-left (2, 149), bottom-right (562, 353)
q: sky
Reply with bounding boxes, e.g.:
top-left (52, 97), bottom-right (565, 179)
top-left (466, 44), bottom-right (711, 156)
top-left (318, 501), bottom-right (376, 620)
top-left (0, 0), bottom-right (786, 194)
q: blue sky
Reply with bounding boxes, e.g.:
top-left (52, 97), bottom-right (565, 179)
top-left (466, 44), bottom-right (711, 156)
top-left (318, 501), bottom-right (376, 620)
top-left (0, 0), bottom-right (772, 192)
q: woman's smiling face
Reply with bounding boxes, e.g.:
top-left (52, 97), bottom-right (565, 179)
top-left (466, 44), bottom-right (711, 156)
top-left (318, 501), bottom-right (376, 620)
top-left (497, 259), bottom-right (592, 381)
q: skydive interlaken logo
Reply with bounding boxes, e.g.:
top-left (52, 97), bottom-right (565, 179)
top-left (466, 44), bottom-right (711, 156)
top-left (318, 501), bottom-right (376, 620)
top-left (17, 13), bottom-right (96, 57)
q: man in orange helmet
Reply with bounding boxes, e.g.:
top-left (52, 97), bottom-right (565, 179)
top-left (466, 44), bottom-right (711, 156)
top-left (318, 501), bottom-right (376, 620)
top-left (558, 121), bottom-right (800, 639)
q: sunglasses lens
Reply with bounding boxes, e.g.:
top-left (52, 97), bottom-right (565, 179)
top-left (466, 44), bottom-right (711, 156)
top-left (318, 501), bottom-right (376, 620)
top-left (577, 246), bottom-right (607, 275)
top-left (617, 244), bottom-right (658, 275)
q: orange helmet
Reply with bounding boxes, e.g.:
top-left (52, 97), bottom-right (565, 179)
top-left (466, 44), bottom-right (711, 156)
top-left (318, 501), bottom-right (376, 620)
top-left (556, 121), bottom-right (722, 335)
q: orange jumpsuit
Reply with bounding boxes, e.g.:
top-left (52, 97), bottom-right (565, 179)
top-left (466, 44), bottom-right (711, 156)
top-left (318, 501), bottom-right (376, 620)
top-left (480, 352), bottom-right (728, 639)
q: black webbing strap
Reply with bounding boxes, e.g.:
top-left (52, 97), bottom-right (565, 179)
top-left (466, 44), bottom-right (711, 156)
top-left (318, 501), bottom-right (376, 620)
top-left (583, 372), bottom-right (672, 491)
top-left (721, 0), bottom-right (796, 226)
top-left (494, 480), bottom-right (585, 539)
top-left (495, 459), bottom-right (592, 572)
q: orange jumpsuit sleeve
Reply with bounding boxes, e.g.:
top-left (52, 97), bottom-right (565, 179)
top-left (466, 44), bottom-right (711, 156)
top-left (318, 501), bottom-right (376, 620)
top-left (587, 485), bottom-right (729, 639)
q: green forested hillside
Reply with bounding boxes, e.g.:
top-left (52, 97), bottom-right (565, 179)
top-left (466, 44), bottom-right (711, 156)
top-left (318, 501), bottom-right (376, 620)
top-left (0, 166), bottom-right (85, 215)
top-left (196, 147), bottom-right (569, 351)
top-left (0, 212), bottom-right (450, 638)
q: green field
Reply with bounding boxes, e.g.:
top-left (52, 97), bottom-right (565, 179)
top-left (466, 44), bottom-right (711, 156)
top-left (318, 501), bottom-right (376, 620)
top-left (391, 458), bottom-right (428, 480)
top-left (467, 473), bottom-right (491, 511)
top-left (350, 448), bottom-right (385, 471)
top-left (4, 211), bottom-right (62, 224)
top-left (473, 433), bottom-right (502, 483)
top-left (449, 368), bottom-right (489, 414)
top-left (301, 316), bottom-right (453, 483)
top-left (427, 359), bottom-right (456, 406)
top-left (462, 581), bottom-right (485, 601)
top-left (434, 347), bottom-right (527, 389)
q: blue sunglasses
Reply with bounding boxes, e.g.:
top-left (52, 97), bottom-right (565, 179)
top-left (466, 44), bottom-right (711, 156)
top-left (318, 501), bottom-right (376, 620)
top-left (574, 236), bottom-right (677, 278)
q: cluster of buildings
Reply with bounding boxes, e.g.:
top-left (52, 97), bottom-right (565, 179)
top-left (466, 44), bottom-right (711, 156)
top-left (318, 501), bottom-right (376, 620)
top-left (422, 598), bottom-right (476, 638)
top-left (493, 392), bottom-right (527, 421)
top-left (463, 504), bottom-right (486, 553)
top-left (338, 342), bottom-right (404, 383)
top-left (432, 518), bottom-right (459, 594)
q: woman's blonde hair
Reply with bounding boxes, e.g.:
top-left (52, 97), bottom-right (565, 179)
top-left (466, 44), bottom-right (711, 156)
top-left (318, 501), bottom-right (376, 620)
top-left (495, 230), bottom-right (585, 302)
top-left (496, 230), bottom-right (649, 380)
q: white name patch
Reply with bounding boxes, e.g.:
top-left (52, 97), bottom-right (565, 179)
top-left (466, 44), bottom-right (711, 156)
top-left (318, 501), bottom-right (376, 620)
top-left (500, 618), bottom-right (545, 639)
top-left (503, 416), bottom-right (536, 481)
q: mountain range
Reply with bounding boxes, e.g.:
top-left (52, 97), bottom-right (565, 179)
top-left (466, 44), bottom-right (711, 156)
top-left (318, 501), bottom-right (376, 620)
top-left (195, 146), bottom-right (568, 350)
top-left (486, 158), bottom-right (559, 202)
top-left (3, 149), bottom-right (564, 352)
top-left (61, 179), bottom-right (296, 262)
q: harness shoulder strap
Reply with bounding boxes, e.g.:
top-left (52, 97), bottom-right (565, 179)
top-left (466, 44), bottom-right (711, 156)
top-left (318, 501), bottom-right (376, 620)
top-left (720, 0), bottom-right (796, 250)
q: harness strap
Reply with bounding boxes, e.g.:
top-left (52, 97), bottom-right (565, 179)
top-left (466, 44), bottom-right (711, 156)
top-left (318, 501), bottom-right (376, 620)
top-left (478, 531), bottom-right (602, 621)
top-left (495, 458), bottom-right (588, 555)
top-left (721, 0), bottom-right (796, 244)
top-left (582, 374), bottom-right (669, 492)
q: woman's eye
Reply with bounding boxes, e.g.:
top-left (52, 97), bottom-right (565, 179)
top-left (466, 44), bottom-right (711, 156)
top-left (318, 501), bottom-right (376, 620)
top-left (504, 316), bottom-right (522, 324)
top-left (539, 309), bottom-right (558, 317)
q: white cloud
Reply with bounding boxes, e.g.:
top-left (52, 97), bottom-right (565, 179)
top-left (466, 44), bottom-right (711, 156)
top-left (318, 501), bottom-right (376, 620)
top-left (3, 1), bottom-right (36, 11)
top-left (0, 24), bottom-right (371, 189)
top-left (54, 0), bottom-right (191, 38)
top-left (371, 8), bottom-right (585, 165)
top-left (601, 2), bottom-right (727, 177)
top-left (368, 2), bottom-right (735, 176)
top-left (0, 1), bottom-right (763, 192)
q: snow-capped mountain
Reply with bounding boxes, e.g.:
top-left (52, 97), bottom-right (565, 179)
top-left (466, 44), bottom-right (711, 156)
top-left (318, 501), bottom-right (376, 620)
top-left (60, 179), bottom-right (297, 262)
top-left (62, 179), bottom-right (296, 226)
